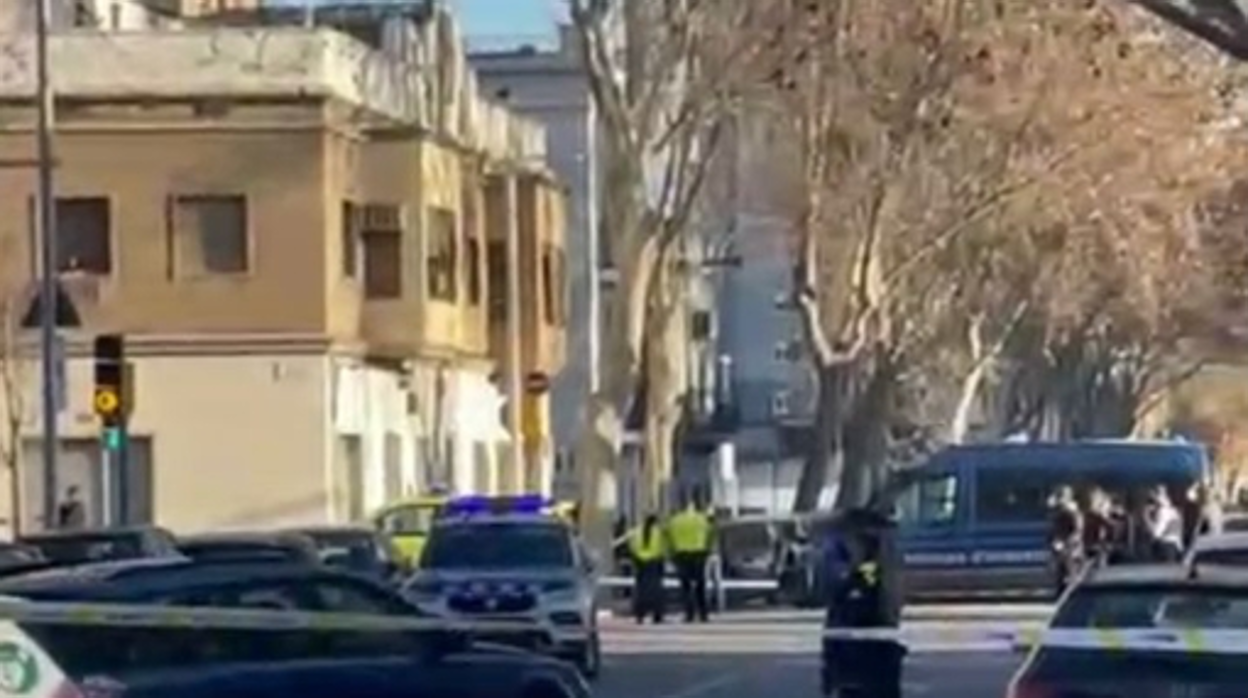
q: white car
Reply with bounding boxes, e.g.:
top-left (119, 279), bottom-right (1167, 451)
top-left (1185, 531), bottom-right (1248, 567)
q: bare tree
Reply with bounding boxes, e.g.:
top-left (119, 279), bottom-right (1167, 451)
top-left (568, 0), bottom-right (771, 520)
top-left (0, 282), bottom-right (25, 537)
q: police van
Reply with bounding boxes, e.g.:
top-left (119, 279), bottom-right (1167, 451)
top-left (872, 440), bottom-right (1212, 599)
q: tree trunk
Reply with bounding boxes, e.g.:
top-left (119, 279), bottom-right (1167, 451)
top-left (640, 247), bottom-right (688, 513)
top-left (835, 359), bottom-right (896, 510)
top-left (792, 363), bottom-right (847, 512)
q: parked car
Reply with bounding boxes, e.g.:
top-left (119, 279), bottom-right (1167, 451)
top-left (1184, 531), bottom-right (1248, 567)
top-left (0, 557), bottom-right (589, 698)
top-left (178, 532), bottom-right (322, 565)
top-left (1008, 563), bottom-right (1248, 697)
top-left (19, 526), bottom-right (181, 564)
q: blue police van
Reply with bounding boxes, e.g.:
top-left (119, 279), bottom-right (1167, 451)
top-left (873, 440), bottom-right (1212, 599)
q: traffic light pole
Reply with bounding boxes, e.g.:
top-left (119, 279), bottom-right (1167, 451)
top-left (35, 0), bottom-right (60, 529)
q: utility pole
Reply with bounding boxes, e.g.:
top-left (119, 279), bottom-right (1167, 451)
top-left (34, 0), bottom-right (60, 528)
top-left (585, 105), bottom-right (601, 396)
top-left (505, 172), bottom-right (524, 494)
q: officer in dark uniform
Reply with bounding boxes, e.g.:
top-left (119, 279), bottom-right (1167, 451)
top-left (820, 508), bottom-right (904, 698)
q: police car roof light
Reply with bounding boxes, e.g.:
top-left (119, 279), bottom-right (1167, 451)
top-left (443, 494), bottom-right (552, 516)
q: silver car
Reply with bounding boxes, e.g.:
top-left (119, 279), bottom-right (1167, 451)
top-left (402, 513), bottom-right (602, 679)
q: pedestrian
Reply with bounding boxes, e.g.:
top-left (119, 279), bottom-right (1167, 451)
top-left (1145, 486), bottom-right (1184, 562)
top-left (666, 492), bottom-right (712, 623)
top-left (822, 509), bottom-right (904, 698)
top-left (627, 513), bottom-right (666, 624)
top-left (56, 486), bottom-right (85, 530)
top-left (1047, 485), bottom-right (1082, 596)
top-left (1083, 487), bottom-right (1115, 567)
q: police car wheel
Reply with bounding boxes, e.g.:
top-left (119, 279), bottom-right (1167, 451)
top-left (572, 632), bottom-right (602, 679)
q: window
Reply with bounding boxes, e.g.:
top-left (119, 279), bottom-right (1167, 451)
top-left (427, 207), bottom-right (457, 301)
top-left (893, 474), bottom-right (959, 527)
top-left (311, 578), bottom-right (408, 615)
top-left (308, 579), bottom-right (424, 657)
top-left (379, 505), bottom-right (435, 536)
top-left (465, 237), bottom-right (482, 306)
top-left (362, 230), bottom-right (401, 299)
top-left (359, 204), bottom-right (403, 299)
top-left (169, 195), bottom-right (248, 276)
top-left (692, 311), bottom-right (712, 340)
top-left (486, 240), bottom-right (506, 321)
top-left (421, 522), bottom-right (573, 569)
top-left (55, 197), bottom-right (111, 274)
top-left (341, 201), bottom-right (360, 278)
top-left (975, 469), bottom-right (1054, 523)
top-left (72, 0), bottom-right (95, 27)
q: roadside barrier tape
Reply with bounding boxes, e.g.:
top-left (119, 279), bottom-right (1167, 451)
top-left (0, 598), bottom-right (588, 639)
top-left (0, 597), bottom-right (1239, 655)
top-left (818, 626), bottom-right (1248, 654)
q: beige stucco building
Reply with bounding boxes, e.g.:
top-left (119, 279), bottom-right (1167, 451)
top-left (0, 6), bottom-right (567, 534)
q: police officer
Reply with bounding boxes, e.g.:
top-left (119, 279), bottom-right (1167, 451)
top-left (667, 493), bottom-right (712, 623)
top-left (628, 513), bottom-right (667, 624)
top-left (821, 509), bottom-right (904, 698)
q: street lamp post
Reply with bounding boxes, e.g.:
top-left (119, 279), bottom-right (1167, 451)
top-left (34, 0), bottom-right (60, 528)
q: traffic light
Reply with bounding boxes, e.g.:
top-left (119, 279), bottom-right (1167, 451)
top-left (93, 333), bottom-right (125, 428)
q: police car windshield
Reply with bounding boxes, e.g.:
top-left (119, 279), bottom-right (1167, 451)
top-left (423, 522), bottom-right (572, 570)
top-left (1054, 585), bottom-right (1248, 628)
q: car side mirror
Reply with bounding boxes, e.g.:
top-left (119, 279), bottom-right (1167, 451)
top-left (584, 550), bottom-right (600, 574)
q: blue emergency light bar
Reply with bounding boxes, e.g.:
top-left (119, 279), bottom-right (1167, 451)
top-left (443, 494), bottom-right (553, 517)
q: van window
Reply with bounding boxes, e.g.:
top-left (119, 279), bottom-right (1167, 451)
top-left (894, 474), bottom-right (959, 527)
top-left (976, 469), bottom-right (1054, 523)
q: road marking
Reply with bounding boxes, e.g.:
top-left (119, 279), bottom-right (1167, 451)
top-left (652, 672), bottom-right (744, 698)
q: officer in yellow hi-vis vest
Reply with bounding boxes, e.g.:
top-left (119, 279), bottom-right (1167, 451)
top-left (628, 513), bottom-right (667, 624)
top-left (666, 493), bottom-right (713, 623)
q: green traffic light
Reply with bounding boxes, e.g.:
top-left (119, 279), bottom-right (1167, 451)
top-left (103, 427), bottom-right (122, 451)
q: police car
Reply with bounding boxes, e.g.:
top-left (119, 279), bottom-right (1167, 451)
top-left (402, 495), bottom-right (602, 678)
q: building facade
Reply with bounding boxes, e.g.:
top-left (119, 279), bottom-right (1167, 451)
top-left (0, 5), bottom-right (566, 534)
top-left (468, 27), bottom-right (598, 473)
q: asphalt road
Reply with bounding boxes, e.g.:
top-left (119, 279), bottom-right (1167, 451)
top-left (594, 606), bottom-right (1043, 698)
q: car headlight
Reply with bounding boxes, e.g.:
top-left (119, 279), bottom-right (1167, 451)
top-left (542, 580), bottom-right (575, 594)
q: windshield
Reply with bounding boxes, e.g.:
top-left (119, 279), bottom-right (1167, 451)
top-left (719, 524), bottom-right (772, 557)
top-left (1193, 549), bottom-right (1248, 566)
top-left (421, 522), bottom-right (572, 570)
top-left (303, 532), bottom-right (390, 570)
top-left (1055, 586), bottom-right (1248, 628)
top-left (378, 506), bottom-right (436, 536)
top-left (27, 535), bottom-right (145, 564)
top-left (180, 542), bottom-right (305, 563)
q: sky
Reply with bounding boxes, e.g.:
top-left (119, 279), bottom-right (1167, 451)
top-left (447, 0), bottom-right (563, 43)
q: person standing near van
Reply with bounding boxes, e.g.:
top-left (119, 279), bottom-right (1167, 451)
top-left (667, 494), bottom-right (713, 623)
top-left (1047, 486), bottom-right (1083, 595)
top-left (628, 513), bottom-right (667, 624)
top-left (1145, 486), bottom-right (1184, 562)
top-left (1083, 488), bottom-right (1115, 567)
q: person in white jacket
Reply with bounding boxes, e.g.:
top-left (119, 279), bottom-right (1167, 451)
top-left (1146, 486), bottom-right (1184, 562)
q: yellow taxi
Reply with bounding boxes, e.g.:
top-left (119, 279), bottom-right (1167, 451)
top-left (372, 494), bottom-right (449, 572)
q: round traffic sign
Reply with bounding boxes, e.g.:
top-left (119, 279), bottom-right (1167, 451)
top-left (525, 372), bottom-right (551, 394)
top-left (93, 387), bottom-right (119, 416)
